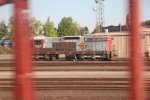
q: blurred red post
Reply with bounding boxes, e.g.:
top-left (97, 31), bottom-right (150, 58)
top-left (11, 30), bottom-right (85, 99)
top-left (129, 0), bottom-right (145, 100)
top-left (13, 0), bottom-right (34, 100)
top-left (0, 0), bottom-right (11, 6)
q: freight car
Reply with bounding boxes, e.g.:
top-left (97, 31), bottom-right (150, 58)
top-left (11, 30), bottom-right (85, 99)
top-left (33, 35), bottom-right (113, 61)
top-left (93, 32), bottom-right (150, 59)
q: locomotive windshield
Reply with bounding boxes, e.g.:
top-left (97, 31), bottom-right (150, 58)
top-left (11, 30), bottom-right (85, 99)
top-left (34, 40), bottom-right (42, 45)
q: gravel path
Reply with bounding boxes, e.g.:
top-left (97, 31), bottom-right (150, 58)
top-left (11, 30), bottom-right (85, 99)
top-left (0, 55), bottom-right (13, 60)
top-left (0, 90), bottom-right (150, 100)
top-left (0, 90), bottom-right (129, 100)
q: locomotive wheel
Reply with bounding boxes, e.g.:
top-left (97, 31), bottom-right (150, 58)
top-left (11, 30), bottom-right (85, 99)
top-left (76, 54), bottom-right (83, 61)
top-left (49, 55), bottom-right (53, 61)
top-left (66, 54), bottom-right (75, 60)
top-left (45, 55), bottom-right (49, 61)
top-left (55, 54), bottom-right (59, 59)
top-left (76, 54), bottom-right (80, 60)
top-left (45, 55), bottom-right (53, 61)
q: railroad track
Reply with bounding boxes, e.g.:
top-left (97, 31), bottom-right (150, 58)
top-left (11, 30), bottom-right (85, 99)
top-left (1, 78), bottom-right (150, 90)
top-left (0, 61), bottom-right (150, 71)
top-left (0, 71), bottom-right (150, 90)
top-left (0, 61), bottom-right (150, 99)
top-left (0, 78), bottom-right (129, 90)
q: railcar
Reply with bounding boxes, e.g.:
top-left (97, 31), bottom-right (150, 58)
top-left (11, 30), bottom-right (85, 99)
top-left (93, 32), bottom-right (150, 59)
top-left (33, 35), bottom-right (113, 61)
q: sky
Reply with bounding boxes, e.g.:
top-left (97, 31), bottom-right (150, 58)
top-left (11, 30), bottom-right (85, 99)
top-left (0, 0), bottom-right (149, 32)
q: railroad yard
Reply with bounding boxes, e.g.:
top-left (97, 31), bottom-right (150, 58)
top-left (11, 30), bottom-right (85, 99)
top-left (0, 0), bottom-right (149, 99)
top-left (0, 60), bottom-right (150, 100)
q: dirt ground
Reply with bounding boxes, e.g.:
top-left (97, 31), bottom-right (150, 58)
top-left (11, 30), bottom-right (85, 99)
top-left (0, 54), bottom-right (13, 60)
top-left (0, 90), bottom-right (150, 100)
top-left (0, 90), bottom-right (129, 100)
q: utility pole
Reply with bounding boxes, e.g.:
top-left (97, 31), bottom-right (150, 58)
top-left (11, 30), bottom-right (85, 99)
top-left (93, 0), bottom-right (105, 33)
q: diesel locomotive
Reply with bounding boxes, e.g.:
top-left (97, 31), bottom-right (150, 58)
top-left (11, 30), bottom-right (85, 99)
top-left (33, 35), bottom-right (113, 61)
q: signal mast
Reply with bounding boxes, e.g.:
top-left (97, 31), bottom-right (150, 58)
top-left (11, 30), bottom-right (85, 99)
top-left (93, 0), bottom-right (105, 33)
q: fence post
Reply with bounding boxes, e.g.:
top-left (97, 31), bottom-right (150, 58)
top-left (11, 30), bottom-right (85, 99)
top-left (129, 0), bottom-right (145, 100)
top-left (13, 0), bottom-right (34, 100)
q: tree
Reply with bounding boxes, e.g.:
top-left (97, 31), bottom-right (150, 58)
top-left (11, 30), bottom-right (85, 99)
top-left (84, 26), bottom-right (89, 34)
top-left (7, 16), bottom-right (14, 40)
top-left (31, 17), bottom-right (43, 36)
top-left (76, 24), bottom-right (90, 36)
top-left (144, 20), bottom-right (150, 26)
top-left (92, 24), bottom-right (101, 34)
top-left (0, 20), bottom-right (9, 39)
top-left (77, 27), bottom-right (84, 36)
top-left (76, 23), bottom-right (84, 36)
top-left (43, 17), bottom-right (57, 37)
top-left (57, 17), bottom-right (78, 37)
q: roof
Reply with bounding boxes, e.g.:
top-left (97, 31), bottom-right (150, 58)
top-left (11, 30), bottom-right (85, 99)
top-left (93, 31), bottom-right (150, 36)
top-left (33, 35), bottom-right (46, 40)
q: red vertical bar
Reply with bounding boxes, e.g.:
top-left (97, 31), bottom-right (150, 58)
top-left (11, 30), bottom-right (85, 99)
top-left (107, 36), bottom-right (112, 52)
top-left (13, 0), bottom-right (34, 100)
top-left (0, 0), bottom-right (7, 5)
top-left (0, 0), bottom-right (12, 6)
top-left (129, 0), bottom-right (145, 100)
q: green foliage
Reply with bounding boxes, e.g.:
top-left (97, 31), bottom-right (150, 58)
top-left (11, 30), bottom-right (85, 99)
top-left (43, 17), bottom-right (57, 37)
top-left (145, 20), bottom-right (150, 26)
top-left (77, 27), bottom-right (84, 36)
top-left (7, 16), bottom-right (14, 40)
top-left (0, 16), bottom-right (90, 38)
top-left (84, 26), bottom-right (89, 34)
top-left (0, 32), bottom-right (3, 39)
top-left (31, 17), bottom-right (43, 36)
top-left (92, 24), bottom-right (101, 34)
top-left (76, 23), bottom-right (84, 36)
top-left (57, 17), bottom-right (78, 37)
top-left (0, 20), bottom-right (9, 39)
top-left (76, 26), bottom-right (90, 36)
